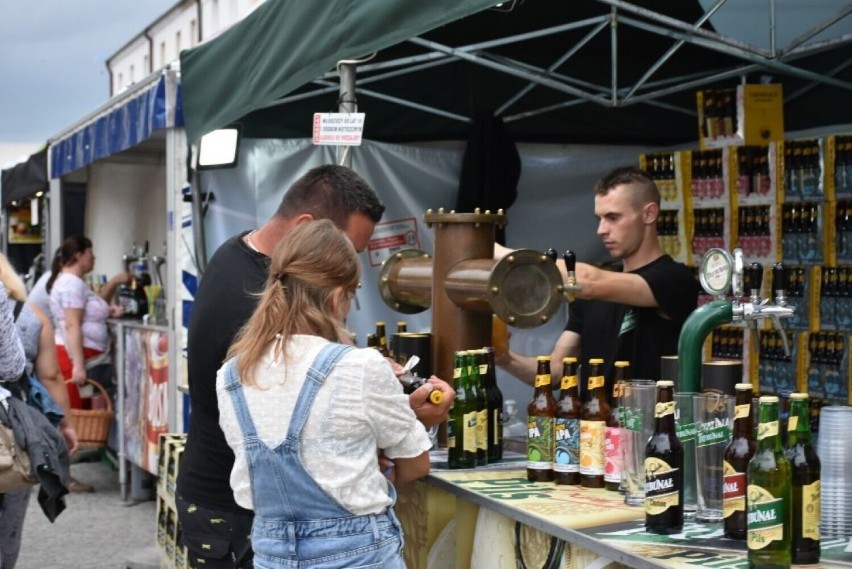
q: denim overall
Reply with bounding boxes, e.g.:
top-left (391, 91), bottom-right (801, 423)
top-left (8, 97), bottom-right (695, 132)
top-left (224, 343), bottom-right (406, 569)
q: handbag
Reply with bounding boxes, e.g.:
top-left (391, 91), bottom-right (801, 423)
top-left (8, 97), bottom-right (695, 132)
top-left (0, 392), bottom-right (36, 493)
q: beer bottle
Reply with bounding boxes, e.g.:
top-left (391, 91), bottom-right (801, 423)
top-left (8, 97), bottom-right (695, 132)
top-left (483, 347), bottom-right (504, 463)
top-left (747, 396), bottom-right (792, 568)
top-left (645, 380), bottom-right (684, 534)
top-left (580, 358), bottom-right (609, 488)
top-left (723, 383), bottom-right (757, 539)
top-left (554, 357), bottom-right (581, 485)
top-left (396, 321), bottom-right (407, 334)
top-left (605, 361), bottom-right (629, 491)
top-left (470, 350), bottom-right (488, 467)
top-left (784, 392), bottom-right (820, 565)
top-left (448, 351), bottom-right (476, 469)
top-left (374, 321), bottom-right (389, 357)
top-left (527, 356), bottom-right (556, 482)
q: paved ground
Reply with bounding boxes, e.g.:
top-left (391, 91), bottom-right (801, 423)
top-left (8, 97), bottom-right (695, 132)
top-left (17, 453), bottom-right (159, 569)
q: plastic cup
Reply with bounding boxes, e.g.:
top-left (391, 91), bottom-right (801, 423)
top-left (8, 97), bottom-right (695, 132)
top-left (693, 393), bottom-right (734, 523)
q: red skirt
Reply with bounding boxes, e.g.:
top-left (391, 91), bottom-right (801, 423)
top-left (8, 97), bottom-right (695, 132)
top-left (56, 345), bottom-right (103, 409)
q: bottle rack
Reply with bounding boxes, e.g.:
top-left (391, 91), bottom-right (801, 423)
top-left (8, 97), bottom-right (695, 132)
top-left (156, 433), bottom-right (188, 569)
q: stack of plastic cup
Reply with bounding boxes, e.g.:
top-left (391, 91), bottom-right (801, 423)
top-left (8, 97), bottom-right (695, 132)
top-left (817, 406), bottom-right (852, 537)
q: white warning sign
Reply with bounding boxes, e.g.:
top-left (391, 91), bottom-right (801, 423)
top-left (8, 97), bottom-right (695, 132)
top-left (367, 218), bottom-right (419, 267)
top-left (312, 113), bottom-right (365, 146)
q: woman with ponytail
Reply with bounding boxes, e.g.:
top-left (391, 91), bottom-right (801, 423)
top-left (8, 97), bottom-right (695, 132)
top-left (217, 219), bottom-right (430, 569)
top-left (47, 235), bottom-right (129, 410)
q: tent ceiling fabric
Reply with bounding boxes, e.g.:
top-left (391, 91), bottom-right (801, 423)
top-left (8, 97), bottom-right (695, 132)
top-left (181, 0), bottom-right (852, 145)
top-left (1, 149), bottom-right (47, 208)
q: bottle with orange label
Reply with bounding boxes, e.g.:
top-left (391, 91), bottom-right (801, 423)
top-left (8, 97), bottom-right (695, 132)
top-left (645, 380), bottom-right (683, 534)
top-left (527, 356), bottom-right (556, 482)
top-left (580, 358), bottom-right (609, 488)
top-left (605, 361), bottom-right (629, 491)
top-left (554, 357), bottom-right (581, 485)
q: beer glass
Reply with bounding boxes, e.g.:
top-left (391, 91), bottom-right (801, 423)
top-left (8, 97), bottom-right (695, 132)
top-left (675, 392), bottom-right (698, 518)
top-left (620, 380), bottom-right (657, 506)
top-left (693, 393), bottom-right (734, 522)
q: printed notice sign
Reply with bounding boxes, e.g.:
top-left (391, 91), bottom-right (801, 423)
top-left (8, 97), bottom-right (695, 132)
top-left (367, 218), bottom-right (419, 267)
top-left (312, 113), bottom-right (365, 146)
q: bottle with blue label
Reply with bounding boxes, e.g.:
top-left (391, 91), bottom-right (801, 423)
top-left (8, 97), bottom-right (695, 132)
top-left (554, 357), bottom-right (580, 485)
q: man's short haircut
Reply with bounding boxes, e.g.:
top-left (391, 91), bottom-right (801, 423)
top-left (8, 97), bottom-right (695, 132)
top-left (594, 166), bottom-right (661, 209)
top-left (275, 164), bottom-right (385, 227)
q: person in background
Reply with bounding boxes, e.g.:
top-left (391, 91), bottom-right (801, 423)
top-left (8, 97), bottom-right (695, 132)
top-left (27, 267), bottom-right (55, 328)
top-left (177, 164), bottom-right (454, 568)
top-left (46, 235), bottom-right (129, 410)
top-left (495, 166), bottom-right (700, 400)
top-left (0, 284), bottom-right (25, 383)
top-left (0, 253), bottom-right (79, 566)
top-left (219, 220), bottom-right (430, 568)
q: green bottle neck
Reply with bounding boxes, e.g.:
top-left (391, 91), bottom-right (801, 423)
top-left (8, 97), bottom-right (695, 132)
top-left (756, 402), bottom-right (783, 452)
top-left (787, 399), bottom-right (812, 446)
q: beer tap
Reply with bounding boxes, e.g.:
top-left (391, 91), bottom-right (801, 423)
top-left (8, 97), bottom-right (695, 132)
top-left (563, 250), bottom-right (579, 302)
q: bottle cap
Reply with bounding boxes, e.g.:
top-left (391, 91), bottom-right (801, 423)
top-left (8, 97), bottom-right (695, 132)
top-left (536, 355), bottom-right (550, 361)
top-left (759, 395), bottom-right (779, 403)
top-left (614, 361), bottom-right (630, 367)
top-left (562, 356), bottom-right (577, 363)
top-left (789, 392), bottom-right (808, 400)
top-left (734, 383), bottom-right (754, 391)
top-left (656, 380), bottom-right (674, 387)
top-left (376, 321), bottom-right (386, 326)
top-left (397, 321), bottom-right (407, 326)
top-left (588, 358), bottom-right (604, 364)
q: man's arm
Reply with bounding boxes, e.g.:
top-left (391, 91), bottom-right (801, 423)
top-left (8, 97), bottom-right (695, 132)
top-left (496, 330), bottom-right (581, 387)
top-left (574, 263), bottom-right (658, 307)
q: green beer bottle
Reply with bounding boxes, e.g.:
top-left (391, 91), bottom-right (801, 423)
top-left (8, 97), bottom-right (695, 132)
top-left (784, 393), bottom-right (820, 565)
top-left (747, 396), bottom-right (792, 568)
top-left (448, 351), bottom-right (476, 469)
top-left (470, 350), bottom-right (488, 467)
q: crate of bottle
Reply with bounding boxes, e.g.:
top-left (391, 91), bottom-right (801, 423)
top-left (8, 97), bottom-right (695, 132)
top-left (657, 207), bottom-right (689, 264)
top-left (835, 198), bottom-right (852, 264)
top-left (733, 203), bottom-right (777, 266)
top-left (812, 265), bottom-right (852, 331)
top-left (157, 433), bottom-right (186, 493)
top-left (697, 85), bottom-right (784, 150)
top-left (640, 151), bottom-right (688, 205)
top-left (777, 138), bottom-right (829, 202)
top-left (687, 148), bottom-right (731, 207)
top-left (779, 201), bottom-right (834, 266)
top-left (828, 134), bottom-right (852, 199)
top-left (803, 331), bottom-right (849, 405)
top-left (756, 329), bottom-right (798, 396)
top-left (688, 205), bottom-right (731, 261)
top-left (732, 145), bottom-right (776, 205)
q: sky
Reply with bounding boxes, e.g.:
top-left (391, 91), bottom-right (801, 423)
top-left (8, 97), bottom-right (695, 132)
top-left (0, 1), bottom-right (176, 145)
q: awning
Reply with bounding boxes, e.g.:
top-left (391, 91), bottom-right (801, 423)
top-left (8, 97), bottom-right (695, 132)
top-left (1, 148), bottom-right (47, 208)
top-left (49, 69), bottom-right (183, 179)
top-left (179, 0), bottom-right (500, 141)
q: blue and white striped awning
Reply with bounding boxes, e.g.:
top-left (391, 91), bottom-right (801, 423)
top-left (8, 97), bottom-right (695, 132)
top-left (49, 69), bottom-right (183, 179)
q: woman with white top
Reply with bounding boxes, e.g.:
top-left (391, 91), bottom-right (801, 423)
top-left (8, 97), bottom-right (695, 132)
top-left (217, 219), bottom-right (431, 569)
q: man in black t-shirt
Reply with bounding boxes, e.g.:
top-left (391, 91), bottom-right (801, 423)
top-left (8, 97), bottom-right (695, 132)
top-left (176, 165), bottom-right (455, 568)
top-left (496, 166), bottom-right (700, 402)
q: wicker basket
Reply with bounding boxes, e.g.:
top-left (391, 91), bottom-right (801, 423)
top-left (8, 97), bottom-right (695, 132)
top-left (66, 379), bottom-right (114, 448)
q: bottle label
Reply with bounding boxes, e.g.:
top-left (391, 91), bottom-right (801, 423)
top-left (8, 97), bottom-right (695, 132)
top-left (479, 364), bottom-right (487, 375)
top-left (722, 461), bottom-right (746, 518)
top-left (613, 384), bottom-right (622, 398)
top-left (735, 403), bottom-right (751, 419)
top-left (757, 420), bottom-right (779, 440)
top-left (453, 367), bottom-right (461, 379)
top-left (493, 409), bottom-right (503, 444)
top-left (655, 401), bottom-right (675, 418)
top-left (534, 374), bottom-right (551, 387)
top-left (622, 408), bottom-right (643, 432)
top-left (561, 375), bottom-right (578, 390)
top-left (644, 457), bottom-right (679, 515)
top-left (579, 420), bottom-right (605, 475)
top-left (802, 480), bottom-right (821, 541)
top-left (447, 418), bottom-right (456, 449)
top-left (588, 375), bottom-right (605, 390)
top-left (463, 411), bottom-right (477, 453)
top-left (477, 409), bottom-right (488, 451)
top-left (747, 484), bottom-right (784, 550)
top-left (527, 417), bottom-right (554, 470)
top-left (696, 421), bottom-right (731, 447)
top-left (675, 421), bottom-right (696, 442)
top-left (604, 426), bottom-right (622, 483)
top-left (787, 415), bottom-right (798, 431)
top-left (554, 417), bottom-right (580, 473)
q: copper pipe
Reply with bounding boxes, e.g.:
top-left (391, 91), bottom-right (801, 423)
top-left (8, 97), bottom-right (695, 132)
top-left (444, 258), bottom-right (495, 312)
top-left (387, 256), bottom-right (433, 308)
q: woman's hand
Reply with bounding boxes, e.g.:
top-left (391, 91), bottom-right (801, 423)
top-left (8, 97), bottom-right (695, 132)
top-left (71, 362), bottom-right (87, 385)
top-left (408, 376), bottom-right (455, 427)
top-left (378, 450), bottom-right (396, 484)
top-left (59, 421), bottom-right (80, 456)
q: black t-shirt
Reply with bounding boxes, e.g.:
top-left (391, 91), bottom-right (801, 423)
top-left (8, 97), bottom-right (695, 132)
top-left (565, 255), bottom-right (700, 402)
top-left (176, 232), bottom-right (268, 512)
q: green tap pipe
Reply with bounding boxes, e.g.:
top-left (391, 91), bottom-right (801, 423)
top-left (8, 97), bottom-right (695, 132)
top-left (677, 300), bottom-right (734, 393)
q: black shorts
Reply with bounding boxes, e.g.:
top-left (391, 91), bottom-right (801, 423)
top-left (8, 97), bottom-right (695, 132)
top-left (176, 494), bottom-right (254, 569)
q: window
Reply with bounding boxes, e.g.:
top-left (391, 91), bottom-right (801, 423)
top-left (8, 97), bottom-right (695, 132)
top-left (160, 41), bottom-right (166, 67)
top-left (130, 64), bottom-right (135, 83)
top-left (176, 31), bottom-right (182, 54)
top-left (190, 19), bottom-right (197, 46)
top-left (143, 54), bottom-right (149, 73)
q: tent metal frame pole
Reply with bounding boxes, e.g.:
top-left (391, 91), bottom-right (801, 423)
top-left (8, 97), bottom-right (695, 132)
top-left (623, 0), bottom-right (728, 102)
top-left (624, 64), bottom-right (761, 106)
top-left (496, 19), bottom-right (610, 116)
top-left (619, 15), bottom-right (852, 92)
top-left (769, 0), bottom-right (777, 57)
top-left (337, 63), bottom-right (357, 168)
top-left (779, 5), bottom-right (852, 56)
top-left (786, 58), bottom-right (852, 103)
top-left (408, 36), bottom-right (610, 105)
top-left (610, 6), bottom-right (618, 106)
top-left (315, 80), bottom-right (471, 123)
